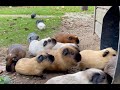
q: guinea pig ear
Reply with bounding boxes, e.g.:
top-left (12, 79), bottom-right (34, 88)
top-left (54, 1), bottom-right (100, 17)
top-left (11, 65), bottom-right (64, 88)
top-left (68, 36), bottom-right (72, 40)
top-left (62, 48), bottom-right (69, 56)
top-left (105, 73), bottom-right (113, 84)
top-left (29, 37), bottom-right (31, 40)
top-left (103, 50), bottom-right (109, 57)
top-left (37, 55), bottom-right (44, 62)
top-left (36, 36), bottom-right (39, 40)
top-left (72, 45), bottom-right (80, 52)
top-left (43, 41), bottom-right (47, 47)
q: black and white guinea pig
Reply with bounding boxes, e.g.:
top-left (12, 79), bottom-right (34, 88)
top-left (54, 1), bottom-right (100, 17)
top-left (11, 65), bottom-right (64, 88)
top-left (29, 37), bottom-right (56, 56)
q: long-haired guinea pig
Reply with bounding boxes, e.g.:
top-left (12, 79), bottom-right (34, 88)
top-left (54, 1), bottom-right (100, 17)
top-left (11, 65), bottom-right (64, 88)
top-left (43, 45), bottom-right (81, 72)
top-left (29, 37), bottom-right (56, 56)
top-left (6, 44), bottom-right (26, 72)
top-left (78, 47), bottom-right (117, 70)
top-left (52, 42), bottom-right (79, 50)
top-left (54, 33), bottom-right (80, 44)
top-left (45, 68), bottom-right (112, 84)
top-left (15, 52), bottom-right (54, 77)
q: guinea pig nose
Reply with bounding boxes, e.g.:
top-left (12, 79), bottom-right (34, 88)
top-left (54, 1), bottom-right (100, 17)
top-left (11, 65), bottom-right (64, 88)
top-left (76, 39), bottom-right (79, 44)
top-left (74, 53), bottom-right (81, 62)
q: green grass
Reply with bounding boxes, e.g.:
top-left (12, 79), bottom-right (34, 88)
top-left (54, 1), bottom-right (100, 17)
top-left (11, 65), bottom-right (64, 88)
top-left (0, 6), bottom-right (94, 16)
top-left (0, 17), bottom-right (61, 47)
top-left (0, 6), bottom-right (94, 47)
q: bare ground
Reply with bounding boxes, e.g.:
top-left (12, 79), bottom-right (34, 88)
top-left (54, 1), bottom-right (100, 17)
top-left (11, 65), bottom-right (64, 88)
top-left (0, 13), bottom-right (100, 84)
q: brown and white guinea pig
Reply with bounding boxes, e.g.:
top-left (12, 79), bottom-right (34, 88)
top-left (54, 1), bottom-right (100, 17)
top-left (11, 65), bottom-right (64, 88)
top-left (29, 37), bottom-right (56, 56)
top-left (54, 33), bottom-right (80, 44)
top-left (42, 45), bottom-right (81, 72)
top-left (15, 52), bottom-right (55, 76)
top-left (104, 56), bottom-right (117, 78)
top-left (45, 68), bottom-right (112, 84)
top-left (6, 44), bottom-right (26, 72)
top-left (78, 47), bottom-right (117, 70)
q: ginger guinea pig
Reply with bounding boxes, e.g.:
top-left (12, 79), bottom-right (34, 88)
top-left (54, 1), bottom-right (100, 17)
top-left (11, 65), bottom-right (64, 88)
top-left (43, 45), bottom-right (81, 72)
top-left (54, 33), bottom-right (79, 44)
top-left (15, 52), bottom-right (54, 77)
top-left (6, 44), bottom-right (26, 72)
top-left (78, 47), bottom-right (117, 70)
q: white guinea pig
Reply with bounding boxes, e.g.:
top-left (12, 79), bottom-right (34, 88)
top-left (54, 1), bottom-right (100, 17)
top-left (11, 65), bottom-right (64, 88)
top-left (45, 68), bottom-right (112, 84)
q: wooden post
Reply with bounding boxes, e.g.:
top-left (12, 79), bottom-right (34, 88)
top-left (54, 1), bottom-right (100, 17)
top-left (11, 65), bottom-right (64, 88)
top-left (81, 6), bottom-right (88, 11)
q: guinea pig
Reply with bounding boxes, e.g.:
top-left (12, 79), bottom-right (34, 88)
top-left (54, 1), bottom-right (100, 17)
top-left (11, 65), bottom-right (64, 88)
top-left (54, 33), bottom-right (80, 44)
top-left (29, 37), bottom-right (56, 56)
top-left (36, 20), bottom-right (46, 30)
top-left (43, 45), bottom-right (81, 72)
top-left (78, 47), bottom-right (117, 70)
top-left (6, 44), bottom-right (26, 72)
top-left (104, 56), bottom-right (117, 78)
top-left (45, 68), bottom-right (112, 84)
top-left (31, 13), bottom-right (36, 19)
top-left (27, 32), bottom-right (39, 43)
top-left (15, 52), bottom-right (55, 77)
top-left (52, 42), bottom-right (79, 50)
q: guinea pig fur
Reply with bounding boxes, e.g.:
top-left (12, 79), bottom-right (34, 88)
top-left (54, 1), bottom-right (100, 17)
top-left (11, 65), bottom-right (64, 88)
top-left (45, 68), bottom-right (112, 84)
top-left (52, 42), bottom-right (79, 50)
top-left (104, 56), bottom-right (117, 78)
top-left (15, 52), bottom-right (55, 76)
top-left (29, 37), bottom-right (56, 56)
top-left (27, 32), bottom-right (39, 43)
top-left (6, 44), bottom-right (26, 72)
top-left (54, 33), bottom-right (80, 44)
top-left (43, 45), bottom-right (81, 72)
top-left (78, 47), bottom-right (117, 70)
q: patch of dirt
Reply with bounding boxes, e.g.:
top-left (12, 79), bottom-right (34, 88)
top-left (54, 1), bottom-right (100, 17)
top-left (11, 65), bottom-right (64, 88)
top-left (0, 13), bottom-right (100, 84)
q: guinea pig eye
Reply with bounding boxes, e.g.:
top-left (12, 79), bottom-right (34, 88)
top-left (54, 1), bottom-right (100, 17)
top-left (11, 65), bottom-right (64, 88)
top-left (12, 57), bottom-right (17, 61)
top-left (113, 54), bottom-right (116, 56)
top-left (48, 39), bottom-right (51, 42)
top-left (68, 37), bottom-right (72, 40)
top-left (43, 41), bottom-right (47, 47)
top-left (71, 52), bottom-right (74, 55)
top-left (63, 48), bottom-right (69, 56)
